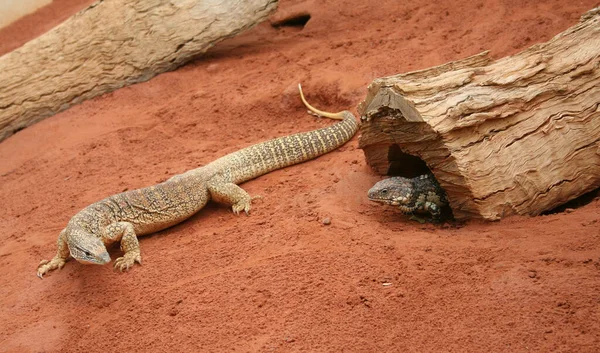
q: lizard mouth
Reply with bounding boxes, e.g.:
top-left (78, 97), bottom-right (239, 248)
top-left (369, 195), bottom-right (412, 206)
top-left (368, 197), bottom-right (399, 206)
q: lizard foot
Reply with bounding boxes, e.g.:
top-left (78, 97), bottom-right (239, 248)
top-left (232, 202), bottom-right (251, 215)
top-left (114, 252), bottom-right (142, 272)
top-left (409, 214), bottom-right (428, 224)
top-left (37, 257), bottom-right (66, 279)
top-left (232, 195), bottom-right (262, 215)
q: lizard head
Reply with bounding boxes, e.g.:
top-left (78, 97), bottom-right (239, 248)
top-left (66, 227), bottom-right (111, 265)
top-left (368, 177), bottom-right (414, 206)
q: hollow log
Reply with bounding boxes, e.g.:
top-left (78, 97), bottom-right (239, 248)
top-left (0, 0), bottom-right (278, 142)
top-left (358, 7), bottom-right (600, 221)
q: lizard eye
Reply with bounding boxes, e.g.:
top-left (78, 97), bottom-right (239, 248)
top-left (380, 189), bottom-right (388, 194)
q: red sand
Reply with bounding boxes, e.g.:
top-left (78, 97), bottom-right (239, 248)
top-left (1, 0), bottom-right (599, 352)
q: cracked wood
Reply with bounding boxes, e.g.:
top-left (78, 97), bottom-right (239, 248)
top-left (358, 7), bottom-right (600, 220)
top-left (0, 0), bottom-right (278, 142)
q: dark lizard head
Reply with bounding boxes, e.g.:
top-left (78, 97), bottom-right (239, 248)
top-left (66, 226), bottom-right (111, 265)
top-left (368, 177), bottom-right (414, 207)
top-left (368, 174), bottom-right (450, 222)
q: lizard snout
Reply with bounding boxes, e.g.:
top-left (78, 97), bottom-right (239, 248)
top-left (100, 251), bottom-right (111, 264)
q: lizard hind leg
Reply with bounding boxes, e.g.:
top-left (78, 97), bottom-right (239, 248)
top-left (207, 178), bottom-right (254, 215)
top-left (103, 222), bottom-right (142, 272)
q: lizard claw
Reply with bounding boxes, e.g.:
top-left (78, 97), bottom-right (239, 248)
top-left (114, 252), bottom-right (142, 272)
top-left (36, 257), bottom-right (66, 279)
top-left (232, 195), bottom-right (261, 215)
top-left (37, 260), bottom-right (49, 279)
top-left (409, 214), bottom-right (427, 224)
top-left (232, 201), bottom-right (252, 216)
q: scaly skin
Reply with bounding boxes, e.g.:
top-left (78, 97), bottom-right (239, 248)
top-left (37, 85), bottom-right (358, 278)
top-left (367, 174), bottom-right (449, 222)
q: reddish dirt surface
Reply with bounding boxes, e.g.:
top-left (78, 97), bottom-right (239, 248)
top-left (1, 0), bottom-right (600, 352)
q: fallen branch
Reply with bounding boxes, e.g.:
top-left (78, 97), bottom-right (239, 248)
top-left (358, 7), bottom-right (600, 220)
top-left (0, 0), bottom-right (278, 142)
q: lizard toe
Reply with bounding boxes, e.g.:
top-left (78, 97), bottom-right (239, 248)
top-left (114, 253), bottom-right (141, 273)
top-left (114, 258), bottom-right (126, 272)
top-left (232, 204), bottom-right (248, 215)
top-left (36, 257), bottom-right (66, 279)
top-left (37, 268), bottom-right (47, 279)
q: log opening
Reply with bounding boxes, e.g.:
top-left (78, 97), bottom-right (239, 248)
top-left (386, 145), bottom-right (431, 178)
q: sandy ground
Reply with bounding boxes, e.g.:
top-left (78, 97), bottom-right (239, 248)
top-left (1, 0), bottom-right (599, 352)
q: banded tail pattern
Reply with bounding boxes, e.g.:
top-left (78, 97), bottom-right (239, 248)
top-left (207, 84), bottom-right (359, 184)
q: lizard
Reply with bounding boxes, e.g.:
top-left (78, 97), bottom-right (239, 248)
top-left (37, 84), bottom-right (358, 278)
top-left (367, 174), bottom-right (449, 222)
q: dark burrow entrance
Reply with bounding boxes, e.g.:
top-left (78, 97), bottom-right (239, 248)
top-left (386, 144), bottom-right (432, 178)
top-left (543, 187), bottom-right (600, 215)
top-left (271, 13), bottom-right (311, 29)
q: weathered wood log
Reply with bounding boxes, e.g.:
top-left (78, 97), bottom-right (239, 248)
top-left (0, 0), bottom-right (278, 142)
top-left (358, 7), bottom-right (600, 221)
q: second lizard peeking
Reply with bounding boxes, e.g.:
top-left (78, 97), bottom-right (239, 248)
top-left (368, 174), bottom-right (449, 222)
top-left (37, 85), bottom-right (358, 278)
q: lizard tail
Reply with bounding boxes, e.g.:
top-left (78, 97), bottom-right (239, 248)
top-left (298, 84), bottom-right (345, 120)
top-left (205, 84), bottom-right (358, 185)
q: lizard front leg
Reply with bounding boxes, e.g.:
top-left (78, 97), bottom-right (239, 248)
top-left (103, 222), bottom-right (142, 272)
top-left (37, 229), bottom-right (70, 278)
top-left (425, 201), bottom-right (443, 223)
top-left (207, 177), bottom-right (255, 215)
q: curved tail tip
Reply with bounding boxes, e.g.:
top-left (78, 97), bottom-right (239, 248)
top-left (297, 83), bottom-right (345, 120)
top-left (297, 83), bottom-right (306, 103)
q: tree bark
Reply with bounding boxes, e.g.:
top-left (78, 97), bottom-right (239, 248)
top-left (358, 7), bottom-right (600, 221)
top-left (0, 0), bottom-right (278, 142)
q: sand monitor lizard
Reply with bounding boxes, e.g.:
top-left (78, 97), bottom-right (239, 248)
top-left (37, 85), bottom-right (358, 278)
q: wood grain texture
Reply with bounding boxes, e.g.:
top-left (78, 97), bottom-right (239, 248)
top-left (358, 7), bottom-right (600, 220)
top-left (0, 0), bottom-right (278, 142)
